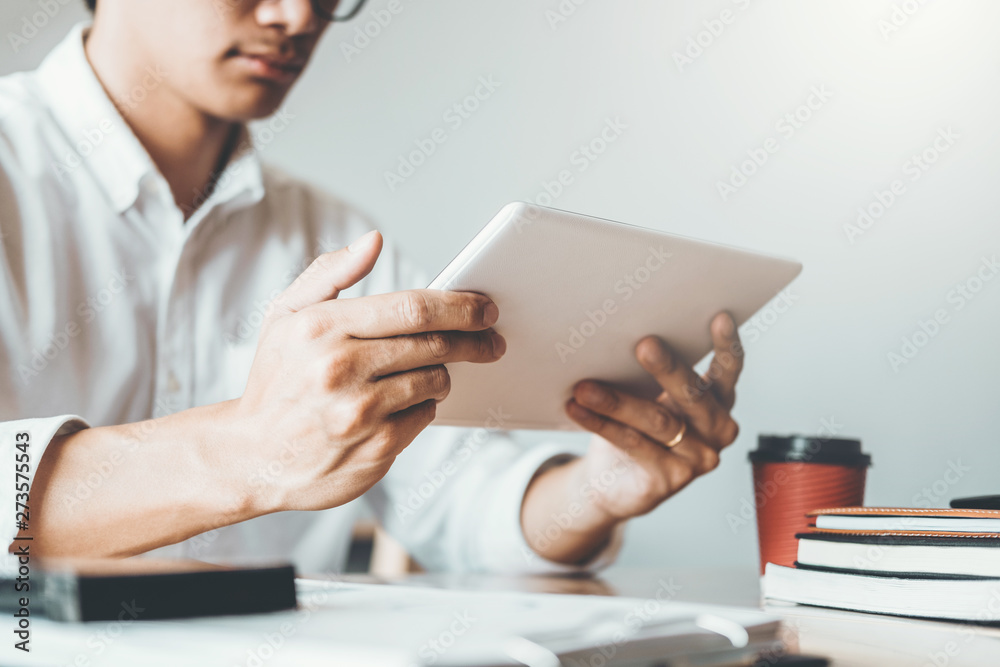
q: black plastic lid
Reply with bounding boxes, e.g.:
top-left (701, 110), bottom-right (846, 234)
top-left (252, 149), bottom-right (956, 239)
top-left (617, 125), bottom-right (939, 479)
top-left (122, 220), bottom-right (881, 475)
top-left (748, 434), bottom-right (871, 468)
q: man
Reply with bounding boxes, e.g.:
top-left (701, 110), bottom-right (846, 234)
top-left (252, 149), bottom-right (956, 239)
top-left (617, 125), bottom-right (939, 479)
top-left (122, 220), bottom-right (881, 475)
top-left (0, 0), bottom-right (743, 574)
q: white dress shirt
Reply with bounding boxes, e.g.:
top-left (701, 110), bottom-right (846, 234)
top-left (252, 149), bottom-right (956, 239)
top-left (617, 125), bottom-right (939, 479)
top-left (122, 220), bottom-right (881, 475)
top-left (0, 25), bottom-right (620, 576)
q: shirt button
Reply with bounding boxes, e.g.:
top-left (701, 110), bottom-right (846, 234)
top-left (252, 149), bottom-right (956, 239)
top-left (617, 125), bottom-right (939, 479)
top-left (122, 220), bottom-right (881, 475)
top-left (166, 370), bottom-right (181, 394)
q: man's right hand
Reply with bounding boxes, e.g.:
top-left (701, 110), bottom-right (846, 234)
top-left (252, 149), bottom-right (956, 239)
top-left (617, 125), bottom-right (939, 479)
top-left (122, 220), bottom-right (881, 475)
top-left (223, 230), bottom-right (506, 515)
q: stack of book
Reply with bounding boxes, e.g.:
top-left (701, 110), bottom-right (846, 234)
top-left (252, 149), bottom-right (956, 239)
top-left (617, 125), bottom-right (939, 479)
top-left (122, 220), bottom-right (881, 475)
top-left (762, 507), bottom-right (1000, 622)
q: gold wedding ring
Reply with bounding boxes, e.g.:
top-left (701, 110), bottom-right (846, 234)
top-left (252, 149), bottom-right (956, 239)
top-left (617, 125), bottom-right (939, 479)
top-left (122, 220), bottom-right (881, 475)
top-left (665, 422), bottom-right (686, 448)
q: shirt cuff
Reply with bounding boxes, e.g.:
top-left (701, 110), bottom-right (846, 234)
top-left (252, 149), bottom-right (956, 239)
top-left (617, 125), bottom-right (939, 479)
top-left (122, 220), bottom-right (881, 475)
top-left (472, 445), bottom-right (623, 575)
top-left (2, 416), bottom-right (90, 574)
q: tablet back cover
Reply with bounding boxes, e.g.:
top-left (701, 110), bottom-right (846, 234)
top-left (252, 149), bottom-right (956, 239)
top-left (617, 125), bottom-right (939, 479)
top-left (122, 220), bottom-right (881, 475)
top-left (429, 203), bottom-right (801, 430)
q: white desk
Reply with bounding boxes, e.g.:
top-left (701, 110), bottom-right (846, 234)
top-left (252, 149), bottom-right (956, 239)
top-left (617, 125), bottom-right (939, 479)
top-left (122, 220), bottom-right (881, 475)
top-left (389, 567), bottom-right (1000, 666)
top-left (9, 567), bottom-right (1000, 666)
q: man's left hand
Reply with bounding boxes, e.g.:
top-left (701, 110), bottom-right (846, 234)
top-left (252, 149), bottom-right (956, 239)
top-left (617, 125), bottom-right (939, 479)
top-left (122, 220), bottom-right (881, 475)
top-left (520, 312), bottom-right (744, 565)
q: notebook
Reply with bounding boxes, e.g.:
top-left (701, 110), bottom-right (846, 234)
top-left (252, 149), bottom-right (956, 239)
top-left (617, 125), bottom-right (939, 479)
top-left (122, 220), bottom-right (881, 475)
top-left (796, 530), bottom-right (1000, 578)
top-left (809, 507), bottom-right (1000, 533)
top-left (763, 564), bottom-right (1000, 623)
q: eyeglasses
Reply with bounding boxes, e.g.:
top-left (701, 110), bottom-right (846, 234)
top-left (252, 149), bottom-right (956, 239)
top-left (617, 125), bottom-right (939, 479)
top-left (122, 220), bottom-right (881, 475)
top-left (311, 0), bottom-right (368, 22)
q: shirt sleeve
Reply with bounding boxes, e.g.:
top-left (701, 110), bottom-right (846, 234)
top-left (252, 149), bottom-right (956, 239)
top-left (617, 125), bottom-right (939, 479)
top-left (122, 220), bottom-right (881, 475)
top-left (1, 416), bottom-right (89, 575)
top-left (366, 427), bottom-right (623, 575)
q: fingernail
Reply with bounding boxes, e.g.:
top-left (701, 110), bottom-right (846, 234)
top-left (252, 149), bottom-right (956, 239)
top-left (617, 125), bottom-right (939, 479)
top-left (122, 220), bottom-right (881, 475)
top-left (490, 332), bottom-right (506, 357)
top-left (580, 383), bottom-right (608, 406)
top-left (348, 230), bottom-right (377, 253)
top-left (638, 340), bottom-right (661, 366)
top-left (483, 302), bottom-right (499, 326)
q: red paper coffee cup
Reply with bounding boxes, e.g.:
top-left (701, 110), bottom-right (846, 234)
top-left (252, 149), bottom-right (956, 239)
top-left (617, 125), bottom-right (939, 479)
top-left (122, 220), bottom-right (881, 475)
top-left (749, 435), bottom-right (871, 574)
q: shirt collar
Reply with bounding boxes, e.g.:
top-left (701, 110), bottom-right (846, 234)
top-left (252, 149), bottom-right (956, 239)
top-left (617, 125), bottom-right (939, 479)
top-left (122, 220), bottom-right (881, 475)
top-left (34, 23), bottom-right (265, 218)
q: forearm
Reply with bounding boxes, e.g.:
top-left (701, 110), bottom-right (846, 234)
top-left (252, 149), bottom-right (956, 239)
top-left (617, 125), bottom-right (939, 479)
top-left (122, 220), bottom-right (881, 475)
top-left (24, 400), bottom-right (257, 558)
top-left (520, 458), bottom-right (620, 566)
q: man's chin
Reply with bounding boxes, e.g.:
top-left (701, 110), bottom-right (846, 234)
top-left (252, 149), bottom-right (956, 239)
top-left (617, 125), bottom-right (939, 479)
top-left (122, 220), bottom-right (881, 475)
top-left (211, 84), bottom-right (296, 123)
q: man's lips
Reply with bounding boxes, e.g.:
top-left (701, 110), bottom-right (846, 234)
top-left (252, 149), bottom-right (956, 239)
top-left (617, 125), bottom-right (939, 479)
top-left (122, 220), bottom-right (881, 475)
top-left (232, 51), bottom-right (307, 83)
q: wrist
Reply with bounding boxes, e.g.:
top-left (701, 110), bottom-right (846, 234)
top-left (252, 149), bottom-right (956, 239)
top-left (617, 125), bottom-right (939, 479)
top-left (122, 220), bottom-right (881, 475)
top-left (185, 399), bottom-right (265, 523)
top-left (560, 457), bottom-right (622, 535)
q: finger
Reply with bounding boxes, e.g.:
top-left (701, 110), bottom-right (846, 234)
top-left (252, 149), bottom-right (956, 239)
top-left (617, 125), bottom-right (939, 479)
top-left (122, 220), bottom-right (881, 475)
top-left (271, 230), bottom-right (383, 317)
top-left (364, 330), bottom-right (505, 377)
top-left (635, 336), bottom-right (738, 448)
top-left (565, 399), bottom-right (668, 463)
top-left (703, 312), bottom-right (744, 410)
top-left (375, 365), bottom-right (452, 413)
top-left (319, 289), bottom-right (499, 339)
top-left (382, 398), bottom-right (439, 454)
top-left (569, 400), bottom-right (720, 481)
top-left (571, 380), bottom-right (684, 446)
top-left (569, 401), bottom-right (722, 482)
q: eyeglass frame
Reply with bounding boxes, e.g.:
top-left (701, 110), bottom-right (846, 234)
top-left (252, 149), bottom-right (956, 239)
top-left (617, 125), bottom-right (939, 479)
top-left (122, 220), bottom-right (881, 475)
top-left (311, 0), bottom-right (368, 22)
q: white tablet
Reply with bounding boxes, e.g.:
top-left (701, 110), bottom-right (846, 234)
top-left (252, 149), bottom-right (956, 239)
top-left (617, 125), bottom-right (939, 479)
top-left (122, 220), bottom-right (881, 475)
top-left (428, 203), bottom-right (802, 431)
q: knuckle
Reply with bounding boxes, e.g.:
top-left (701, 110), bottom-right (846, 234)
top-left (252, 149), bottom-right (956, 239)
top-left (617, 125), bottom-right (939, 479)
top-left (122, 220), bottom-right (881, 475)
top-left (352, 393), bottom-right (380, 423)
top-left (682, 383), bottom-right (705, 405)
top-left (320, 350), bottom-right (354, 388)
top-left (621, 427), bottom-right (645, 451)
top-left (700, 448), bottom-right (721, 473)
top-left (460, 297), bottom-right (480, 328)
top-left (682, 382), bottom-right (704, 403)
top-left (426, 365), bottom-right (451, 395)
top-left (425, 332), bottom-right (451, 359)
top-left (719, 417), bottom-right (740, 446)
top-left (412, 398), bottom-right (437, 425)
top-left (292, 311), bottom-right (328, 340)
top-left (649, 406), bottom-right (675, 435)
top-left (398, 291), bottom-right (433, 330)
top-left (474, 332), bottom-right (492, 359)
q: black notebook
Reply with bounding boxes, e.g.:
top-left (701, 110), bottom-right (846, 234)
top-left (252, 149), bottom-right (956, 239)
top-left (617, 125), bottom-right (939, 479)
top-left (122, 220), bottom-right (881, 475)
top-left (3, 559), bottom-right (297, 622)
top-left (795, 531), bottom-right (1000, 578)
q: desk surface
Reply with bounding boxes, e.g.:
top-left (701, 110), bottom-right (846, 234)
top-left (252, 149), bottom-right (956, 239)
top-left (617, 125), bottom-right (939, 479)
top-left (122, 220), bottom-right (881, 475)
top-left (334, 567), bottom-right (1000, 667)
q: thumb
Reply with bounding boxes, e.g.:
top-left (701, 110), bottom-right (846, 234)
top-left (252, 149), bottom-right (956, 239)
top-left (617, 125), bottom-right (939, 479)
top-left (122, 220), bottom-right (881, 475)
top-left (271, 230), bottom-right (383, 316)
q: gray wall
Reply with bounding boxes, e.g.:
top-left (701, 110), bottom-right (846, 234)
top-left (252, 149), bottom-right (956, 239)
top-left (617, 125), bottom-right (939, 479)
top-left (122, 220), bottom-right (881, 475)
top-left (4, 1), bottom-right (1000, 573)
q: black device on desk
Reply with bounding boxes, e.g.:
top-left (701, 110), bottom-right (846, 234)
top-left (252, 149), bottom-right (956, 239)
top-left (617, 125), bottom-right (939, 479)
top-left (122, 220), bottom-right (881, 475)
top-left (2, 558), bottom-right (296, 622)
top-left (950, 495), bottom-right (1000, 510)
